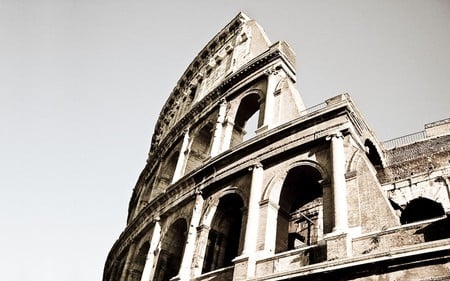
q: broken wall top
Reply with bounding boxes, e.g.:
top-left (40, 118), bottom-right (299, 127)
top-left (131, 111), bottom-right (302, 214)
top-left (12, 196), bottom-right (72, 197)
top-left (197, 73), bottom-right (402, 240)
top-left (148, 13), bottom-right (296, 157)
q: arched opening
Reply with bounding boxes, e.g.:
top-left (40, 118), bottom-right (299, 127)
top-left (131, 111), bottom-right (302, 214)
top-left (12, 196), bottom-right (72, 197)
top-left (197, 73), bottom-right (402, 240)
top-left (364, 139), bottom-right (382, 168)
top-left (137, 175), bottom-right (156, 211)
top-left (231, 94), bottom-right (261, 147)
top-left (202, 194), bottom-right (244, 273)
top-left (155, 140), bottom-right (182, 194)
top-left (154, 219), bottom-right (187, 281)
top-left (400, 197), bottom-right (445, 224)
top-left (160, 151), bottom-right (179, 185)
top-left (185, 122), bottom-right (214, 174)
top-left (275, 166), bottom-right (323, 253)
top-left (129, 241), bottom-right (150, 281)
top-left (111, 257), bottom-right (126, 281)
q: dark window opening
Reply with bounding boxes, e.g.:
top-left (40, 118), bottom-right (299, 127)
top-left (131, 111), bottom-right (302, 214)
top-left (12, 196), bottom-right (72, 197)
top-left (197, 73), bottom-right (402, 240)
top-left (154, 219), bottom-right (187, 281)
top-left (202, 194), bottom-right (244, 273)
top-left (400, 197), bottom-right (445, 224)
top-left (155, 140), bottom-right (183, 194)
top-left (109, 257), bottom-right (125, 281)
top-left (276, 166), bottom-right (323, 253)
top-left (231, 94), bottom-right (261, 147)
top-left (185, 122), bottom-right (214, 174)
top-left (129, 241), bottom-right (150, 281)
top-left (364, 139), bottom-right (382, 168)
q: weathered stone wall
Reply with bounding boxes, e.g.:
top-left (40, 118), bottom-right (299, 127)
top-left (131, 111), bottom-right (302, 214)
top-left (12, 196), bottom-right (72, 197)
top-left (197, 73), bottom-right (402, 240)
top-left (349, 155), bottom-right (399, 233)
top-left (352, 217), bottom-right (449, 256)
top-left (380, 135), bottom-right (450, 183)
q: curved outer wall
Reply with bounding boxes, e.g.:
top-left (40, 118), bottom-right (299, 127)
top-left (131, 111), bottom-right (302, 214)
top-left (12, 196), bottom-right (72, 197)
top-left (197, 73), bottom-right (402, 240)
top-left (104, 13), bottom-right (450, 281)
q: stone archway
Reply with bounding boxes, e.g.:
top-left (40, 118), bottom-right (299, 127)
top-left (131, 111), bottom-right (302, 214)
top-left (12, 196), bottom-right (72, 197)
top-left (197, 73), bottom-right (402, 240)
top-left (202, 193), bottom-right (245, 273)
top-left (275, 165), bottom-right (324, 253)
top-left (153, 218), bottom-right (187, 281)
top-left (400, 197), bottom-right (445, 224)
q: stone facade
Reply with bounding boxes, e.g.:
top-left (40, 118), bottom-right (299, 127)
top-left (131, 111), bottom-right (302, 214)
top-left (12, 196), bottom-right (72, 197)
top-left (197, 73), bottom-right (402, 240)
top-left (103, 13), bottom-right (450, 281)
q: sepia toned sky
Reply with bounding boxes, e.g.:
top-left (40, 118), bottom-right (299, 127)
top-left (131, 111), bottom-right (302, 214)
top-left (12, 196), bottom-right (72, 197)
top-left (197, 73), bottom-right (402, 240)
top-left (0, 1), bottom-right (449, 280)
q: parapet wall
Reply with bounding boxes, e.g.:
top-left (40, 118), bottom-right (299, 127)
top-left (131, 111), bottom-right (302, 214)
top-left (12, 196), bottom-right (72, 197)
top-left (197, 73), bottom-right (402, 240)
top-left (379, 134), bottom-right (450, 183)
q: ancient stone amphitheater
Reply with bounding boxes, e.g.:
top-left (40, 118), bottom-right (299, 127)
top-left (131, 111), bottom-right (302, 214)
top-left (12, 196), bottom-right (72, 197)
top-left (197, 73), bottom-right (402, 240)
top-left (104, 13), bottom-right (450, 281)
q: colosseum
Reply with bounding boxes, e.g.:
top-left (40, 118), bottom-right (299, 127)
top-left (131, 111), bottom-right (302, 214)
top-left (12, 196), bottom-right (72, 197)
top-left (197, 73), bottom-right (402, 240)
top-left (103, 13), bottom-right (450, 281)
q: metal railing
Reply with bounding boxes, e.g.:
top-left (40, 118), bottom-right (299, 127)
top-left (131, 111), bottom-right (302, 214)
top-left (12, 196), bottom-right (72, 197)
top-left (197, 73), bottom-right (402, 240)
top-left (382, 131), bottom-right (426, 149)
top-left (298, 102), bottom-right (327, 116)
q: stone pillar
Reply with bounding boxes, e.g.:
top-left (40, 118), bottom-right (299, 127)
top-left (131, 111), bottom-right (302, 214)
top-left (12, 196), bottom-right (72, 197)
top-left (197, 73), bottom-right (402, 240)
top-left (172, 129), bottom-right (190, 183)
top-left (221, 118), bottom-right (235, 152)
top-left (259, 199), bottom-right (279, 255)
top-left (177, 191), bottom-right (204, 280)
top-left (210, 98), bottom-right (227, 157)
top-left (192, 197), bottom-right (220, 277)
top-left (235, 163), bottom-right (264, 278)
top-left (120, 242), bottom-right (137, 281)
top-left (328, 132), bottom-right (348, 232)
top-left (262, 67), bottom-right (281, 130)
top-left (140, 218), bottom-right (161, 281)
top-left (191, 224), bottom-right (210, 277)
top-left (242, 163), bottom-right (263, 255)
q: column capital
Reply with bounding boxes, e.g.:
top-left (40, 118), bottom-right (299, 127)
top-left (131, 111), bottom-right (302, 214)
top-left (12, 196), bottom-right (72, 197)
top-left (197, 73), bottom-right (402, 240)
top-left (193, 187), bottom-right (202, 196)
top-left (264, 66), bottom-right (279, 76)
top-left (248, 162), bottom-right (263, 171)
top-left (326, 131), bottom-right (344, 140)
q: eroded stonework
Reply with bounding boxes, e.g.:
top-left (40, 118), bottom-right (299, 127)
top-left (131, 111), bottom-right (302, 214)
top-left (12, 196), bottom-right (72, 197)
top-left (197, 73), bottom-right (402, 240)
top-left (104, 13), bottom-right (450, 281)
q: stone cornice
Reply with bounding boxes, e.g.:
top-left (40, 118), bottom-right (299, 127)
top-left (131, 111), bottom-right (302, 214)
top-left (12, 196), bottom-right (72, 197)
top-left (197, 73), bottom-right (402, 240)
top-left (148, 41), bottom-right (295, 166)
top-left (106, 95), bottom-right (362, 263)
top-left (149, 13), bottom-right (250, 154)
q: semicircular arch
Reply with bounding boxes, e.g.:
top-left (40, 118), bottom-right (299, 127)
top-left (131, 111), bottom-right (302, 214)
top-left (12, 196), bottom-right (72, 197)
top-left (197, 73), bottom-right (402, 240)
top-left (263, 160), bottom-right (327, 204)
top-left (200, 187), bottom-right (246, 227)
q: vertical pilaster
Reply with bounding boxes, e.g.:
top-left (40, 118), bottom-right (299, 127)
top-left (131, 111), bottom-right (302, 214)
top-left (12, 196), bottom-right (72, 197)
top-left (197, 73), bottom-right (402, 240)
top-left (210, 98), bottom-right (227, 157)
top-left (242, 163), bottom-right (263, 255)
top-left (260, 199), bottom-right (279, 255)
top-left (236, 163), bottom-right (264, 278)
top-left (262, 68), bottom-right (281, 130)
top-left (221, 118), bottom-right (235, 152)
top-left (192, 197), bottom-right (220, 277)
top-left (191, 224), bottom-right (210, 277)
top-left (140, 218), bottom-right (161, 281)
top-left (172, 129), bottom-right (190, 183)
top-left (178, 191), bottom-right (204, 280)
top-left (329, 132), bottom-right (348, 232)
top-left (120, 242), bottom-right (137, 281)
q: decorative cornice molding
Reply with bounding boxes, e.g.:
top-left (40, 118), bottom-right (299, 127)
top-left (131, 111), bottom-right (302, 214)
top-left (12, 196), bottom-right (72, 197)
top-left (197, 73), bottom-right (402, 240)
top-left (148, 47), bottom-right (288, 163)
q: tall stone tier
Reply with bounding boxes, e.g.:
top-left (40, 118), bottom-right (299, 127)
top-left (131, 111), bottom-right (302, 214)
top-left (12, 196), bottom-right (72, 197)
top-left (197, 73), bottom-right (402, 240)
top-left (104, 13), bottom-right (450, 281)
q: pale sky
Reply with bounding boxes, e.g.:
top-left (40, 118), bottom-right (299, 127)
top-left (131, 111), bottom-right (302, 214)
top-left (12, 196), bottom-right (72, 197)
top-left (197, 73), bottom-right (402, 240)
top-left (1, 1), bottom-right (449, 280)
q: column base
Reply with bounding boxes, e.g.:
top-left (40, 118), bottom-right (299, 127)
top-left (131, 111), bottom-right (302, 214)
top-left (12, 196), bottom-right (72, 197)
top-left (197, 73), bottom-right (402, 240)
top-left (323, 232), bottom-right (352, 260)
top-left (232, 255), bottom-right (251, 281)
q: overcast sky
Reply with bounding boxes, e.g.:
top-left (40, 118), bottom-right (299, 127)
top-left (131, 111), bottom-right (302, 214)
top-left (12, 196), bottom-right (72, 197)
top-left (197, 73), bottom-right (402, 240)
top-left (1, 1), bottom-right (449, 280)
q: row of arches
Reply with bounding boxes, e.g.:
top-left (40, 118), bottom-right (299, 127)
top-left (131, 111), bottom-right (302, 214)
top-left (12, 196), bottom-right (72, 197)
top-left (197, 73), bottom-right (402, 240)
top-left (140, 91), bottom-right (265, 207)
top-left (118, 160), bottom-right (448, 281)
top-left (119, 163), bottom-right (327, 281)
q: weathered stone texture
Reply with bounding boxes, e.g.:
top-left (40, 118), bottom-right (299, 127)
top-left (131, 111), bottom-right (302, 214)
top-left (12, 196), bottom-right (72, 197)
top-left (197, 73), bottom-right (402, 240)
top-left (104, 13), bottom-right (450, 281)
top-left (380, 135), bottom-right (450, 182)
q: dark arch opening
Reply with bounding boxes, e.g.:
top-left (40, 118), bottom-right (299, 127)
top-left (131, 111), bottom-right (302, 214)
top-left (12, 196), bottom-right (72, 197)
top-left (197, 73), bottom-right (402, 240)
top-left (276, 165), bottom-right (323, 253)
top-left (364, 139), bottom-right (382, 168)
top-left (400, 197), bottom-right (445, 224)
top-left (154, 219), bottom-right (187, 281)
top-left (185, 122), bottom-right (215, 174)
top-left (231, 94), bottom-right (261, 147)
top-left (202, 194), bottom-right (244, 273)
top-left (155, 139), bottom-right (183, 195)
top-left (108, 256), bottom-right (125, 281)
top-left (129, 241), bottom-right (150, 281)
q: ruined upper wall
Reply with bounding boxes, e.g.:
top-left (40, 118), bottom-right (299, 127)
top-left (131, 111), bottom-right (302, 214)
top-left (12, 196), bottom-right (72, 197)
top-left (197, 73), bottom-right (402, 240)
top-left (149, 13), bottom-right (273, 155)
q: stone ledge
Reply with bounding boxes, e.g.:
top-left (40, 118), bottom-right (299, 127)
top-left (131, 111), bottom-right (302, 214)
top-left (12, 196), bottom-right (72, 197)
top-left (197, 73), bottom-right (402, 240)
top-left (252, 238), bottom-right (450, 280)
